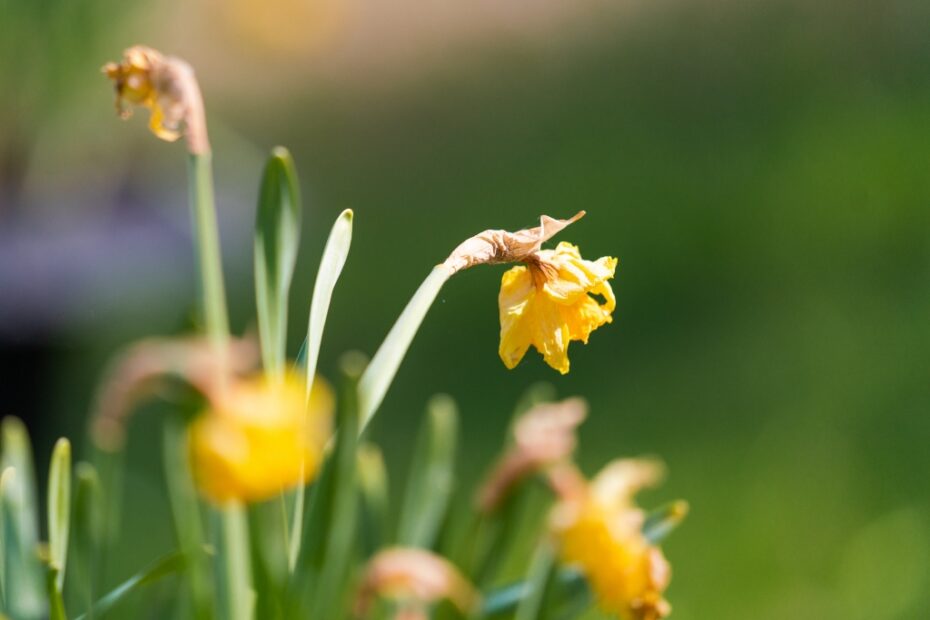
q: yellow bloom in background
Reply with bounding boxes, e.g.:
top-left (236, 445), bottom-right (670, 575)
top-left (551, 460), bottom-right (672, 620)
top-left (188, 372), bottom-right (334, 504)
top-left (499, 242), bottom-right (617, 374)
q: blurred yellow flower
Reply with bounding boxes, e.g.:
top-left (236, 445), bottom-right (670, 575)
top-left (551, 460), bottom-right (672, 620)
top-left (188, 372), bottom-right (333, 504)
top-left (499, 242), bottom-right (617, 374)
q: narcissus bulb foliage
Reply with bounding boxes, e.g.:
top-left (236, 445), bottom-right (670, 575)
top-left (550, 460), bottom-right (672, 620)
top-left (443, 211), bottom-right (617, 374)
top-left (188, 372), bottom-right (334, 504)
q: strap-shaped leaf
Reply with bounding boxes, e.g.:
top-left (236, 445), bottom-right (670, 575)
top-left (358, 265), bottom-right (452, 432)
top-left (46, 567), bottom-right (67, 620)
top-left (70, 462), bottom-right (103, 614)
top-left (289, 208), bottom-right (354, 569)
top-left (396, 395), bottom-right (458, 549)
top-left (356, 444), bottom-right (389, 556)
top-left (304, 208), bottom-right (353, 392)
top-left (643, 500), bottom-right (689, 544)
top-left (480, 569), bottom-right (589, 619)
top-left (47, 438), bottom-right (71, 591)
top-left (0, 466), bottom-right (12, 608)
top-left (0, 418), bottom-right (44, 616)
top-left (289, 353), bottom-right (363, 617)
top-left (255, 146), bottom-right (302, 376)
top-left (74, 551), bottom-right (187, 620)
top-left (514, 543), bottom-right (558, 620)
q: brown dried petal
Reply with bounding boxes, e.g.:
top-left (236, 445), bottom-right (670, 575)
top-left (442, 211), bottom-right (585, 273)
top-left (91, 335), bottom-right (259, 451)
top-left (103, 45), bottom-right (210, 153)
top-left (476, 398), bottom-right (587, 513)
top-left (354, 548), bottom-right (479, 617)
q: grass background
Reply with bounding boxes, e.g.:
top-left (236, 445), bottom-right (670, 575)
top-left (1, 0), bottom-right (929, 617)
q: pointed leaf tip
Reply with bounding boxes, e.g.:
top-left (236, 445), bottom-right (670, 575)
top-left (48, 438), bottom-right (72, 592)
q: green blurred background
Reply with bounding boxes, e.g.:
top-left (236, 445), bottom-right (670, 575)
top-left (2, 0), bottom-right (929, 617)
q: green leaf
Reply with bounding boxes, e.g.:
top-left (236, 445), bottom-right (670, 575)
top-left (0, 466), bottom-right (12, 608)
top-left (73, 551), bottom-right (187, 620)
top-left (358, 265), bottom-right (452, 432)
top-left (289, 353), bottom-right (364, 617)
top-left (162, 415), bottom-right (213, 620)
top-left (47, 567), bottom-right (67, 620)
top-left (0, 418), bottom-right (44, 617)
top-left (470, 479), bottom-right (551, 587)
top-left (69, 463), bottom-right (103, 615)
top-left (48, 438), bottom-right (71, 591)
top-left (304, 208), bottom-right (353, 391)
top-left (254, 146), bottom-right (302, 377)
top-left (248, 499), bottom-right (289, 619)
top-left (396, 395), bottom-right (458, 549)
top-left (642, 500), bottom-right (689, 544)
top-left (356, 444), bottom-right (389, 556)
top-left (511, 383), bottom-right (557, 420)
top-left (480, 569), bottom-right (589, 619)
top-left (514, 543), bottom-right (558, 620)
top-left (289, 207), bottom-right (353, 570)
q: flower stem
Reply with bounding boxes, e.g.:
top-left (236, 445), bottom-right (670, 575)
top-left (187, 152), bottom-right (230, 356)
top-left (217, 504), bottom-right (255, 620)
top-left (186, 151), bottom-right (253, 618)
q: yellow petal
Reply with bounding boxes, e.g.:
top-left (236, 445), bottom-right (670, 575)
top-left (188, 371), bottom-right (333, 504)
top-left (530, 294), bottom-right (572, 374)
top-left (147, 102), bottom-right (182, 142)
top-left (497, 243), bottom-right (617, 374)
top-left (553, 460), bottom-right (673, 620)
top-left (498, 266), bottom-right (534, 369)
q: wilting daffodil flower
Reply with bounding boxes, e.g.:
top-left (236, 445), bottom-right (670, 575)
top-left (103, 45), bottom-right (209, 153)
top-left (476, 397), bottom-right (587, 513)
top-left (189, 371), bottom-right (334, 504)
top-left (443, 211), bottom-right (617, 374)
top-left (354, 547), bottom-right (480, 619)
top-left (549, 459), bottom-right (673, 620)
top-left (499, 242), bottom-right (616, 374)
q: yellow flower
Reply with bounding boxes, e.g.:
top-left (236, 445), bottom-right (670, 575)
top-left (499, 242), bottom-right (617, 374)
top-left (550, 460), bottom-right (672, 620)
top-left (188, 372), bottom-right (333, 504)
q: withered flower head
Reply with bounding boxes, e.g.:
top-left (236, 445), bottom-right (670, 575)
top-left (550, 459), bottom-right (673, 620)
top-left (103, 45), bottom-right (209, 153)
top-left (442, 211), bottom-right (586, 274)
top-left (442, 211), bottom-right (617, 374)
top-left (476, 397), bottom-right (587, 513)
top-left (354, 548), bottom-right (479, 619)
top-left (91, 335), bottom-right (259, 452)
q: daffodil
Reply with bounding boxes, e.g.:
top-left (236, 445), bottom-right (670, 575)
top-left (103, 46), bottom-right (209, 153)
top-left (188, 371), bottom-right (333, 504)
top-left (550, 460), bottom-right (672, 620)
top-left (443, 211), bottom-right (617, 374)
top-left (499, 242), bottom-right (616, 374)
